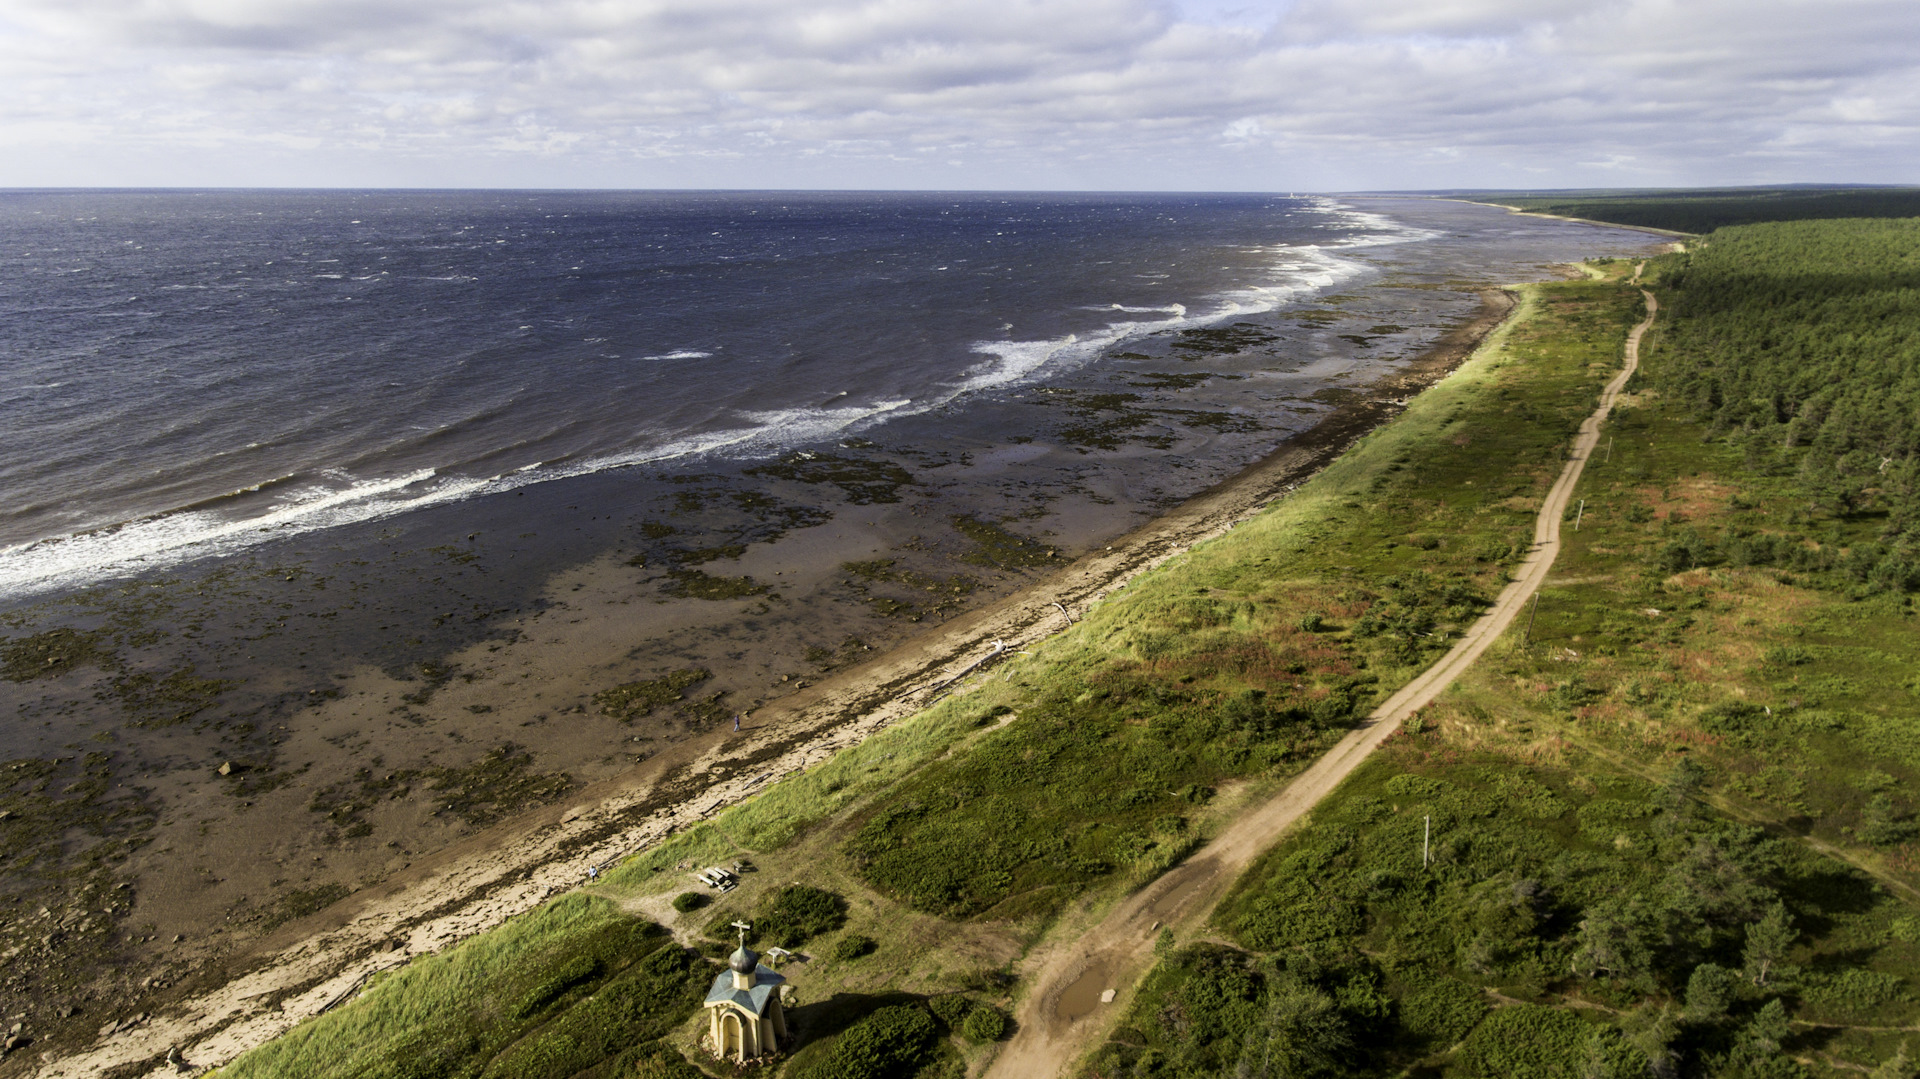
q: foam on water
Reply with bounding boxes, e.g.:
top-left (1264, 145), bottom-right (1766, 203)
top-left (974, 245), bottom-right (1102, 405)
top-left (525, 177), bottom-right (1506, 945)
top-left (0, 397), bottom-right (922, 600)
top-left (953, 210), bottom-right (1422, 397)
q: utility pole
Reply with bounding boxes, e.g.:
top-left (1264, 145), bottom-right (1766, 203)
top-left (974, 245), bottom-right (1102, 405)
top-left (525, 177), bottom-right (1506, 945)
top-left (1574, 499), bottom-right (1585, 532)
top-left (1605, 437), bottom-right (1613, 463)
top-left (1423, 816), bottom-right (1431, 869)
top-left (1523, 593), bottom-right (1541, 645)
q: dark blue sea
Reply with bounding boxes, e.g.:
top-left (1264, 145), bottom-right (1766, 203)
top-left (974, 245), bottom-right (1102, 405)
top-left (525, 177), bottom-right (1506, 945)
top-left (0, 191), bottom-right (1650, 601)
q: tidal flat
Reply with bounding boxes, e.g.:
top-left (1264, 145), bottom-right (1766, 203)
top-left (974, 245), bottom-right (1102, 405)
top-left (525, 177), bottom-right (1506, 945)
top-left (0, 199), bottom-right (1659, 1066)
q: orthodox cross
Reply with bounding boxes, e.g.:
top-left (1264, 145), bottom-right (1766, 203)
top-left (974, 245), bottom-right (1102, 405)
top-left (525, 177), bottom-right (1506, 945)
top-left (731, 920), bottom-right (752, 948)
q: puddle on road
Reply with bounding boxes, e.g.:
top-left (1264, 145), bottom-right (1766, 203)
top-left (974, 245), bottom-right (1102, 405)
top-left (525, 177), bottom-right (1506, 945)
top-left (1146, 864), bottom-right (1212, 921)
top-left (1054, 957), bottom-right (1113, 1024)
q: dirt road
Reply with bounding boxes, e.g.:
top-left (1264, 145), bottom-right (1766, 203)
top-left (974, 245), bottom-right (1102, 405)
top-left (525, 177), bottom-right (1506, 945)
top-left (986, 280), bottom-right (1658, 1079)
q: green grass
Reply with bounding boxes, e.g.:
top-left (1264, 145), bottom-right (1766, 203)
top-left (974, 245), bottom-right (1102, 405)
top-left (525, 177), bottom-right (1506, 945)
top-left (216, 270), bottom-right (1674, 1078)
top-left (215, 894), bottom-right (705, 1079)
top-left (1089, 248), bottom-right (1920, 1078)
top-left (832, 279), bottom-right (1641, 923)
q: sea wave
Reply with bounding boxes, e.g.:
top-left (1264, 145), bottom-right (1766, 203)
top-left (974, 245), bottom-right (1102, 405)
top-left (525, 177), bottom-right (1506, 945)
top-left (0, 469), bottom-right (485, 601)
top-left (953, 202), bottom-right (1413, 396)
top-left (0, 199), bottom-right (1436, 602)
top-left (0, 398), bottom-right (919, 601)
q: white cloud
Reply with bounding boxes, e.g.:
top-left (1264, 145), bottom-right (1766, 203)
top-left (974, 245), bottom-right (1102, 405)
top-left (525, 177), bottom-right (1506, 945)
top-left (0, 0), bottom-right (1913, 187)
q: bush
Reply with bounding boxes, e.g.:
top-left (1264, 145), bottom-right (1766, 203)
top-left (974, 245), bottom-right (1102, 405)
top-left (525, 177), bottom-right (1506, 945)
top-left (961, 1006), bottom-right (1008, 1043)
top-left (1455, 1004), bottom-right (1592, 1079)
top-left (1399, 976), bottom-right (1488, 1044)
top-left (833, 933), bottom-right (878, 961)
top-left (670, 892), bottom-right (708, 914)
top-left (926, 994), bottom-right (974, 1028)
top-left (793, 1004), bottom-right (937, 1079)
top-left (758, 885), bottom-right (849, 948)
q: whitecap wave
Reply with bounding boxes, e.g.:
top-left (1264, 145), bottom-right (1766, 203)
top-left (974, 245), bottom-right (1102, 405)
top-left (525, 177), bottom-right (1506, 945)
top-left (640, 350), bottom-right (714, 361)
top-left (0, 398), bottom-right (919, 602)
top-left (0, 469), bottom-right (489, 601)
top-left (1084, 304), bottom-right (1187, 314)
top-left (952, 200), bottom-right (1424, 394)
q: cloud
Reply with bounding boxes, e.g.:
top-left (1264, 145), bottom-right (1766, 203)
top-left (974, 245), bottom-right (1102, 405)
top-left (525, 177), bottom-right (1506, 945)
top-left (0, 0), bottom-right (1913, 187)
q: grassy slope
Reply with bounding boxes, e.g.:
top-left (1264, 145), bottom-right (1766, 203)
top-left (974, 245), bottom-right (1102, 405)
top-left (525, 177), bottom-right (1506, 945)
top-left (1087, 258), bottom-right (1920, 1078)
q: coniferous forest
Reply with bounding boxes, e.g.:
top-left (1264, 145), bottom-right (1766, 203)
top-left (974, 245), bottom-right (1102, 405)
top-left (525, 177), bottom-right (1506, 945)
top-left (1653, 219), bottom-right (1920, 594)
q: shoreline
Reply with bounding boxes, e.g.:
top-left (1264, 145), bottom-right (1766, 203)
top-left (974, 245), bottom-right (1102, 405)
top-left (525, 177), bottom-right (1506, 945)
top-left (43, 290), bottom-right (1523, 1078)
top-left (1446, 197), bottom-right (1697, 239)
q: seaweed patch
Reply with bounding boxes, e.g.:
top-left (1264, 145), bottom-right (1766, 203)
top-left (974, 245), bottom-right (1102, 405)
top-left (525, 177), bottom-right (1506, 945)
top-left (2, 627), bottom-right (113, 683)
top-left (662, 569), bottom-right (768, 601)
top-left (110, 665), bottom-right (241, 728)
top-left (839, 559), bottom-right (979, 622)
top-left (1169, 322), bottom-right (1281, 357)
top-left (425, 743), bottom-right (575, 827)
top-left (951, 516), bottom-right (1060, 570)
top-left (596, 668), bottom-right (713, 721)
top-left (745, 451), bottom-right (915, 504)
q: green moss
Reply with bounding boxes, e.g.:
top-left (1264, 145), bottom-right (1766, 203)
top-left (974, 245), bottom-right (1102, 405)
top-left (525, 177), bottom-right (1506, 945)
top-left (707, 884), bottom-right (848, 948)
top-left (841, 559), bottom-right (979, 622)
top-left (309, 766), bottom-right (416, 838)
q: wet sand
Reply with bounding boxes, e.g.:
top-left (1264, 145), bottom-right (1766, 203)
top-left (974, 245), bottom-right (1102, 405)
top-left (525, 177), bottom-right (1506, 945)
top-left (25, 289), bottom-right (1519, 1077)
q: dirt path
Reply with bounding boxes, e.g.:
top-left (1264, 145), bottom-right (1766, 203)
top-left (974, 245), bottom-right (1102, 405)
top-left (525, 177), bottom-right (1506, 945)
top-left (986, 280), bottom-right (1658, 1079)
top-left (32, 297), bottom-right (1518, 1079)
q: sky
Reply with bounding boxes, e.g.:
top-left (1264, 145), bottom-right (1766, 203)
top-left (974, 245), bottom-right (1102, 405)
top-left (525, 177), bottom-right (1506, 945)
top-left (2, 0), bottom-right (1915, 191)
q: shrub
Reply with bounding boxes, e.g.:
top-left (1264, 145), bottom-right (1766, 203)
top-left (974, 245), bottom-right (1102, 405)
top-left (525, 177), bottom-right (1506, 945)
top-left (1803, 969), bottom-right (1907, 1017)
top-left (833, 933), bottom-right (878, 961)
top-left (927, 994), bottom-right (974, 1028)
top-left (758, 885), bottom-right (849, 948)
top-left (793, 1005), bottom-right (937, 1079)
top-left (961, 1006), bottom-right (1008, 1043)
top-left (707, 885), bottom-right (849, 949)
top-left (1399, 976), bottom-right (1488, 1044)
top-left (1455, 1004), bottom-right (1592, 1079)
top-left (670, 892), bottom-right (708, 914)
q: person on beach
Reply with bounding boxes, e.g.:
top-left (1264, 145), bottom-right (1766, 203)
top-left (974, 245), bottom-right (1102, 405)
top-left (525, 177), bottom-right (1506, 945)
top-left (733, 714), bottom-right (742, 732)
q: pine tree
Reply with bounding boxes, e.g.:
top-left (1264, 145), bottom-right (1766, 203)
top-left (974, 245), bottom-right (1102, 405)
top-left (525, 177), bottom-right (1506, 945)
top-left (1744, 903), bottom-right (1797, 987)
